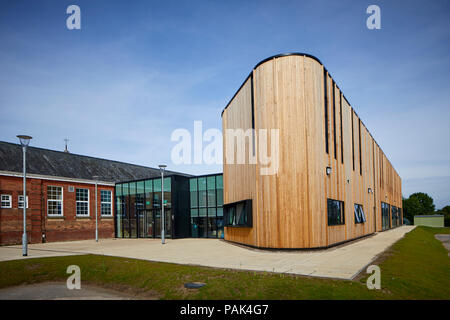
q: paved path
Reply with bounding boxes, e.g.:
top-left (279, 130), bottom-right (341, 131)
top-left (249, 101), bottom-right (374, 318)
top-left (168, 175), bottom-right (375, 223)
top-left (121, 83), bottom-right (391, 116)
top-left (0, 226), bottom-right (415, 280)
top-left (435, 234), bottom-right (450, 256)
top-left (0, 282), bottom-right (139, 300)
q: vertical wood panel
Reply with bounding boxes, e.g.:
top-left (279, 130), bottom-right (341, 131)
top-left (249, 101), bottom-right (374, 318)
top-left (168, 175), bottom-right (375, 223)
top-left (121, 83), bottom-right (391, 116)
top-left (222, 55), bottom-right (402, 249)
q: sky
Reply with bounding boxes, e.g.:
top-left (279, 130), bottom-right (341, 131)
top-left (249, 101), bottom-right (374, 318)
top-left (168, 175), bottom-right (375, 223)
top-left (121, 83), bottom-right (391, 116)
top-left (0, 0), bottom-right (449, 208)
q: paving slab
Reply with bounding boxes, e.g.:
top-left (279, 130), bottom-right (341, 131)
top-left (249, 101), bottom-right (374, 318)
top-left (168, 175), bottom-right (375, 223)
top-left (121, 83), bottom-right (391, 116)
top-left (0, 226), bottom-right (415, 280)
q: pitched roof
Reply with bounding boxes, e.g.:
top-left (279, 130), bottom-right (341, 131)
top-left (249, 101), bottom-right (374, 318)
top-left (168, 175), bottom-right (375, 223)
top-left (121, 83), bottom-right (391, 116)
top-left (0, 141), bottom-right (191, 182)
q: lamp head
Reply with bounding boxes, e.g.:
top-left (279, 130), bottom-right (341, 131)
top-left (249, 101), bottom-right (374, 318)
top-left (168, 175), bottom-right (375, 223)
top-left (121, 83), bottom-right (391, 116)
top-left (158, 164), bottom-right (167, 172)
top-left (17, 135), bottom-right (32, 147)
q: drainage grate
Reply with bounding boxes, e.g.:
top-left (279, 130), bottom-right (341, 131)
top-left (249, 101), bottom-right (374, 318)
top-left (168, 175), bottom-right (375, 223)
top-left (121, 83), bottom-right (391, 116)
top-left (184, 282), bottom-right (206, 289)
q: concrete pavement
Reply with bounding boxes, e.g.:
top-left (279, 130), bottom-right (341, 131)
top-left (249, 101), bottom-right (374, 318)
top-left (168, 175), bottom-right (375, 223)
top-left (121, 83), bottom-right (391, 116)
top-left (435, 234), bottom-right (450, 256)
top-left (0, 282), bottom-right (143, 300)
top-left (0, 226), bottom-right (415, 280)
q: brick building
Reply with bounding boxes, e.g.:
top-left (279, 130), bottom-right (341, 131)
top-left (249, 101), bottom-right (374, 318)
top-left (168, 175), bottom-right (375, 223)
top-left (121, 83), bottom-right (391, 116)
top-left (0, 141), bottom-right (186, 245)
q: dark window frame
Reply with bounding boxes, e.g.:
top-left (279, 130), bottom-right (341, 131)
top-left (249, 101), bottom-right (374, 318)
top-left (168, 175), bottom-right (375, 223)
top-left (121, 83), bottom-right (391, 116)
top-left (354, 203), bottom-right (366, 224)
top-left (324, 70), bottom-right (329, 154)
top-left (189, 174), bottom-right (224, 238)
top-left (340, 93), bottom-right (344, 163)
top-left (327, 198), bottom-right (345, 226)
top-left (351, 111), bottom-right (355, 171)
top-left (224, 199), bottom-right (252, 228)
top-left (381, 202), bottom-right (391, 230)
top-left (359, 119), bottom-right (362, 175)
top-left (332, 81), bottom-right (337, 159)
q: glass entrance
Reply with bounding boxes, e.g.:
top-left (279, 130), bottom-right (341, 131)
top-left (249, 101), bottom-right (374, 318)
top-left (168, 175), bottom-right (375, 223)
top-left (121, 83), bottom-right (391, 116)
top-left (145, 210), bottom-right (154, 238)
top-left (154, 209), bottom-right (161, 238)
top-left (153, 209), bottom-right (172, 238)
top-left (137, 209), bottom-right (153, 238)
top-left (164, 209), bottom-right (172, 238)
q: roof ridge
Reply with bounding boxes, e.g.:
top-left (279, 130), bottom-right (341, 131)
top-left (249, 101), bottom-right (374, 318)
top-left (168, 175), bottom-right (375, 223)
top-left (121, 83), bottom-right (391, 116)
top-left (0, 140), bottom-right (172, 173)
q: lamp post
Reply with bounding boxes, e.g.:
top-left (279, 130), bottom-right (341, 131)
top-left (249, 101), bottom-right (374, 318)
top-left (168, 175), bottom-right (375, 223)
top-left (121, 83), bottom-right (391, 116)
top-left (158, 165), bottom-right (167, 244)
top-left (17, 135), bottom-right (32, 256)
top-left (93, 175), bottom-right (100, 242)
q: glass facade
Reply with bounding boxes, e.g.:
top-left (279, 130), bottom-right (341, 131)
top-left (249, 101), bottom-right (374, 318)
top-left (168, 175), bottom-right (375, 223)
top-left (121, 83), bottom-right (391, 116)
top-left (114, 173), bottom-right (223, 239)
top-left (391, 206), bottom-right (401, 228)
top-left (189, 174), bottom-right (224, 239)
top-left (115, 177), bottom-right (172, 238)
top-left (381, 202), bottom-right (391, 230)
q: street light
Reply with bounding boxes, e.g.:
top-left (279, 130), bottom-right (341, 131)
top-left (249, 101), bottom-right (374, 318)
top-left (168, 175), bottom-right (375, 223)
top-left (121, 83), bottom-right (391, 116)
top-left (158, 165), bottom-right (167, 244)
top-left (93, 175), bottom-right (100, 242)
top-left (17, 135), bottom-right (32, 256)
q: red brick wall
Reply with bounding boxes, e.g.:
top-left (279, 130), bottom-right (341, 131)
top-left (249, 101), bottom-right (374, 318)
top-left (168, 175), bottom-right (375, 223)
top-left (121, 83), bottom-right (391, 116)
top-left (0, 175), bottom-right (115, 245)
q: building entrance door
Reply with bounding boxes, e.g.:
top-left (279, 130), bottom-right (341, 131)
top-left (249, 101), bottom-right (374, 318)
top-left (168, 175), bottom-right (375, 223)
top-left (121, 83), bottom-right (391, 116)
top-left (145, 210), bottom-right (154, 238)
top-left (137, 209), bottom-right (161, 238)
top-left (154, 209), bottom-right (172, 238)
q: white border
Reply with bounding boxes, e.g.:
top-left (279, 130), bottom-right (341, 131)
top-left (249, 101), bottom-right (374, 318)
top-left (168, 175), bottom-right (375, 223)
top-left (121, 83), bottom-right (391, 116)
top-left (18, 195), bottom-right (29, 209)
top-left (1, 194), bottom-right (12, 208)
top-left (76, 188), bottom-right (90, 217)
top-left (47, 185), bottom-right (63, 217)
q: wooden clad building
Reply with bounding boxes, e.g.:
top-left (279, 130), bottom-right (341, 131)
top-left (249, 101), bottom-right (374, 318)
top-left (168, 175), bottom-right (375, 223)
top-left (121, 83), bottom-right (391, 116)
top-left (222, 53), bottom-right (402, 249)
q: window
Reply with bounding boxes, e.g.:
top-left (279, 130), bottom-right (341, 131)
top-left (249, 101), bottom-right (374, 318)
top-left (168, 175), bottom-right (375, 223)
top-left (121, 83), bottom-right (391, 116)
top-left (189, 174), bottom-right (223, 239)
top-left (18, 195), bottom-right (28, 209)
top-left (224, 199), bottom-right (252, 227)
top-left (351, 111), bottom-right (355, 171)
top-left (1, 194), bottom-right (12, 208)
top-left (47, 186), bottom-right (63, 216)
top-left (324, 70), bottom-right (329, 154)
top-left (327, 199), bottom-right (345, 226)
top-left (332, 82), bottom-right (337, 159)
top-left (354, 204), bottom-right (366, 223)
top-left (198, 177), bottom-right (207, 207)
top-left (76, 188), bottom-right (89, 216)
top-left (250, 75), bottom-right (256, 156)
top-left (190, 178), bottom-right (198, 208)
top-left (359, 119), bottom-right (362, 175)
top-left (391, 206), bottom-right (400, 228)
top-left (340, 93), bottom-right (344, 163)
top-left (135, 194), bottom-right (144, 215)
top-left (101, 190), bottom-right (112, 216)
top-left (381, 202), bottom-right (390, 230)
top-left (207, 176), bottom-right (216, 207)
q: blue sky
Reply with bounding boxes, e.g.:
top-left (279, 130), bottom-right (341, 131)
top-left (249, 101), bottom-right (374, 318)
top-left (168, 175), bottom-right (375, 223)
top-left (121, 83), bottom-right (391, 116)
top-left (0, 0), bottom-right (449, 208)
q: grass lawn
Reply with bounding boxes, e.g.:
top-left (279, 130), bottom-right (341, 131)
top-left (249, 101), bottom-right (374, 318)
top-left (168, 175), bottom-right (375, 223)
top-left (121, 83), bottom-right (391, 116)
top-left (0, 226), bottom-right (448, 299)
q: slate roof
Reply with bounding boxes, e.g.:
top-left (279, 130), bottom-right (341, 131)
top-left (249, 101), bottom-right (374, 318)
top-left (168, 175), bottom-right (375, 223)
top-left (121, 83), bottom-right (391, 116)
top-left (0, 141), bottom-right (192, 183)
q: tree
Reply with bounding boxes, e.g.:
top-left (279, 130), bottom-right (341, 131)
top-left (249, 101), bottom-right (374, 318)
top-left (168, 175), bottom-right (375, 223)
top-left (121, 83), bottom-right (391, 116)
top-left (437, 205), bottom-right (450, 215)
top-left (403, 196), bottom-right (420, 222)
top-left (402, 192), bottom-right (435, 222)
top-left (435, 205), bottom-right (450, 227)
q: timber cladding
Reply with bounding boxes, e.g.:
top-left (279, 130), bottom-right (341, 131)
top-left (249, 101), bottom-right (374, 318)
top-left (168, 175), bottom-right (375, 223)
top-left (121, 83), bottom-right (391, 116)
top-left (222, 53), bottom-right (402, 249)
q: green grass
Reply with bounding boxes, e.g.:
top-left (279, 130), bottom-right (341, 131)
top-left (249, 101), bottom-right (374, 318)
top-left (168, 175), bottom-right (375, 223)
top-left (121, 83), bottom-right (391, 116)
top-left (357, 226), bottom-right (450, 299)
top-left (0, 226), bottom-right (448, 299)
